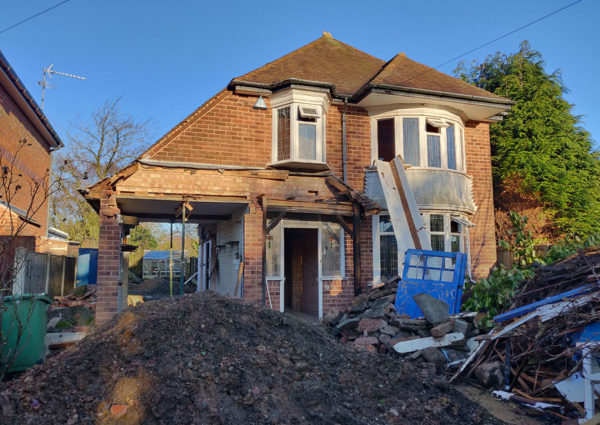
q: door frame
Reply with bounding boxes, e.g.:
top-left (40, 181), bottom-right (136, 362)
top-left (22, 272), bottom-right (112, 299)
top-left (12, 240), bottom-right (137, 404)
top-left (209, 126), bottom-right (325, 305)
top-left (280, 221), bottom-right (323, 318)
top-left (197, 240), bottom-right (212, 292)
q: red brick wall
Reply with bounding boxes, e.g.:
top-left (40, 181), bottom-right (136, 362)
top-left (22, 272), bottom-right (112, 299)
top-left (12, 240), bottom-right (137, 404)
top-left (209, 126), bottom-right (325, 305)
top-left (146, 90), bottom-right (272, 167)
top-left (96, 194), bottom-right (122, 324)
top-left (465, 121), bottom-right (497, 279)
top-left (0, 84), bottom-right (52, 239)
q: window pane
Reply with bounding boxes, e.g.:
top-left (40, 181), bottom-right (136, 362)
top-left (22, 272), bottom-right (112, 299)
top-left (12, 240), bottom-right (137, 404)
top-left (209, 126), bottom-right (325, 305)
top-left (447, 124), bottom-right (456, 170)
top-left (450, 234), bottom-right (460, 253)
top-left (430, 214), bottom-right (444, 232)
top-left (450, 220), bottom-right (459, 233)
top-left (380, 234), bottom-right (398, 279)
top-left (377, 119), bottom-right (395, 161)
top-left (431, 234), bottom-right (445, 252)
top-left (266, 226), bottom-right (281, 277)
top-left (277, 108), bottom-right (290, 161)
top-left (426, 122), bottom-right (441, 133)
top-left (298, 123), bottom-right (317, 160)
top-left (322, 224), bottom-right (341, 276)
top-left (403, 118), bottom-right (420, 166)
top-left (427, 135), bottom-right (441, 167)
top-left (379, 215), bottom-right (394, 233)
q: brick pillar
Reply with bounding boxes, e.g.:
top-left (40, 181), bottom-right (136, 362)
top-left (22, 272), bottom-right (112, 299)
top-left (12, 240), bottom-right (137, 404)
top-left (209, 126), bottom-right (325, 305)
top-left (96, 192), bottom-right (122, 325)
top-left (242, 201), bottom-right (263, 305)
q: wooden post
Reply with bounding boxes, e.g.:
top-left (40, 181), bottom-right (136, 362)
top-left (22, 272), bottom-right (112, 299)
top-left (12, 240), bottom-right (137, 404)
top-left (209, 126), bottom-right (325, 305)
top-left (60, 256), bottom-right (66, 296)
top-left (261, 197), bottom-right (268, 306)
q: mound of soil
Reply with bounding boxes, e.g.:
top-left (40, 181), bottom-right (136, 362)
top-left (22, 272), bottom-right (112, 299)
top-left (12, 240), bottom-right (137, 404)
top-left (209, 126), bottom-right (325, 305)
top-left (1, 292), bottom-right (504, 425)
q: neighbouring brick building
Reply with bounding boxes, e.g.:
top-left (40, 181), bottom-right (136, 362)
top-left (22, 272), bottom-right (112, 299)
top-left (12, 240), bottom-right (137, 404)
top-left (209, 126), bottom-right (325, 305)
top-left (0, 50), bottom-right (67, 270)
top-left (84, 33), bottom-right (512, 324)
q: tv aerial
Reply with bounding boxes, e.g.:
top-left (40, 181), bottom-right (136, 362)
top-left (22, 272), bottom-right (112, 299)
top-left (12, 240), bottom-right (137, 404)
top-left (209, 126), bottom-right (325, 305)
top-left (38, 64), bottom-right (86, 110)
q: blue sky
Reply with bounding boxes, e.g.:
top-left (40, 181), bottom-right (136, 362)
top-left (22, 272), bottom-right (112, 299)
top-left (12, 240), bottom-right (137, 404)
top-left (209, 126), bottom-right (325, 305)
top-left (1, 0), bottom-right (598, 150)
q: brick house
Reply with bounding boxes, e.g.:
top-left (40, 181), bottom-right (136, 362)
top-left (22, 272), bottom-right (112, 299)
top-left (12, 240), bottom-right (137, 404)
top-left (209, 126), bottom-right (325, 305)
top-left (84, 34), bottom-right (512, 324)
top-left (0, 50), bottom-right (66, 266)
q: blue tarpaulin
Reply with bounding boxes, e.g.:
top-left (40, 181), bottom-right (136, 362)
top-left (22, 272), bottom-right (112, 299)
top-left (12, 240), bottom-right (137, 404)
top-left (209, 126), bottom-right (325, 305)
top-left (394, 249), bottom-right (467, 318)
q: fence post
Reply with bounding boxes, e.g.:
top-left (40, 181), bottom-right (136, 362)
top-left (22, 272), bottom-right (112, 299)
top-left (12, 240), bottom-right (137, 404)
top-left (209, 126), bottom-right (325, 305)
top-left (44, 254), bottom-right (51, 295)
top-left (60, 256), bottom-right (66, 297)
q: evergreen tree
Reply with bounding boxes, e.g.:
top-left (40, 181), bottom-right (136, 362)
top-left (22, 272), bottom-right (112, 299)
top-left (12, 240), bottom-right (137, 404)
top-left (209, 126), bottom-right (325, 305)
top-left (456, 41), bottom-right (600, 236)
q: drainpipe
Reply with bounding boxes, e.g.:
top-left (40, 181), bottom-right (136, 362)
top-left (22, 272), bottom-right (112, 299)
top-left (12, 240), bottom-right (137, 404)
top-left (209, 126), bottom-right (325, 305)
top-left (342, 97), bottom-right (348, 184)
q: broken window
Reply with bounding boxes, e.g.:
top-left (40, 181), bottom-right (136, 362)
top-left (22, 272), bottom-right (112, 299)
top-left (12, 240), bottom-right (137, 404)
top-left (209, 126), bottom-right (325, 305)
top-left (379, 215), bottom-right (398, 280)
top-left (402, 118), bottom-right (420, 166)
top-left (377, 119), bottom-right (395, 161)
top-left (322, 223), bottom-right (342, 277)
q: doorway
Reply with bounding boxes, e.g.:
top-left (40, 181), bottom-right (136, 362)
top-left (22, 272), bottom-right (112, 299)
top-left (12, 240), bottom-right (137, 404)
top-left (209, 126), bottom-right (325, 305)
top-left (284, 228), bottom-right (319, 317)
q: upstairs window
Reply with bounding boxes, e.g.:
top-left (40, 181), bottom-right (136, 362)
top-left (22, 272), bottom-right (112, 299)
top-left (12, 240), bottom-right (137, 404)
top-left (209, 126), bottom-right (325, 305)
top-left (272, 89), bottom-right (328, 166)
top-left (377, 119), bottom-right (395, 161)
top-left (371, 113), bottom-right (464, 171)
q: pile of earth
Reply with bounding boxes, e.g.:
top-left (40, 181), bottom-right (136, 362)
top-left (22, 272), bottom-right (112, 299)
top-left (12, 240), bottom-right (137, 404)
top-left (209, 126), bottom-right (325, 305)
top-left (0, 292), bottom-right (505, 425)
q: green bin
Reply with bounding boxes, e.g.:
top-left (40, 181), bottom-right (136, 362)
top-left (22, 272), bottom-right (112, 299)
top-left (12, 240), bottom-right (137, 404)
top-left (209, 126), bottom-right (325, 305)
top-left (1, 294), bottom-right (52, 372)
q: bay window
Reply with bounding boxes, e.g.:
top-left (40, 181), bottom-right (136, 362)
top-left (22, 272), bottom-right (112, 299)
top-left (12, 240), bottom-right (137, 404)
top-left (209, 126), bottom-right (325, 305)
top-left (371, 111), bottom-right (465, 172)
top-left (271, 89), bottom-right (328, 166)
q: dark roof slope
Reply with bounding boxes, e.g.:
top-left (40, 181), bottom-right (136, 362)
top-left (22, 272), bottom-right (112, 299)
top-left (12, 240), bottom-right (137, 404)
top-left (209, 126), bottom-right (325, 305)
top-left (231, 34), bottom-right (509, 103)
top-left (0, 50), bottom-right (63, 148)
top-left (230, 33), bottom-right (386, 97)
top-left (365, 53), bottom-right (507, 101)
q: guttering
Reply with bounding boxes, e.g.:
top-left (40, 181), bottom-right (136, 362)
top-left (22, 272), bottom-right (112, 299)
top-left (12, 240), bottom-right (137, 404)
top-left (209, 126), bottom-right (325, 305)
top-left (355, 83), bottom-right (514, 108)
top-left (228, 78), bottom-right (357, 98)
top-left (0, 50), bottom-right (63, 149)
top-left (138, 158), bottom-right (265, 171)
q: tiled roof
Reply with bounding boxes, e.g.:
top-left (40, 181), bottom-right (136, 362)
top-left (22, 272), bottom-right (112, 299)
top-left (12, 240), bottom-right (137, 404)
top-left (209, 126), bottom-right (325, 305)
top-left (230, 34), bottom-right (509, 103)
top-left (0, 50), bottom-right (63, 147)
top-left (230, 33), bottom-right (386, 97)
top-left (366, 53), bottom-right (507, 101)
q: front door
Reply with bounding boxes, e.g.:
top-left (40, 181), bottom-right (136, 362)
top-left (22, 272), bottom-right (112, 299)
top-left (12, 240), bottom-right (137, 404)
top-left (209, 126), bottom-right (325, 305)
top-left (284, 228), bottom-right (319, 318)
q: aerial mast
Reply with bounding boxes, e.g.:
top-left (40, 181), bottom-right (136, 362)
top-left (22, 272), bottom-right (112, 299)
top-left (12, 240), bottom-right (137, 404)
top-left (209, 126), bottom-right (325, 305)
top-left (38, 64), bottom-right (86, 109)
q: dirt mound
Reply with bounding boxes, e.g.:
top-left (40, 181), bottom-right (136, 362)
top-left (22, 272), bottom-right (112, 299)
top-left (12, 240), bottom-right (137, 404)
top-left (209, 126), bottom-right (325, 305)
top-left (1, 292), bottom-right (504, 425)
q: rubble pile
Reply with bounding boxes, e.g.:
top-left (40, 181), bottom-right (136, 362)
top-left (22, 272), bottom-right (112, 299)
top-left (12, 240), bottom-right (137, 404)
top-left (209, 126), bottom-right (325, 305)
top-left (326, 280), bottom-right (480, 373)
top-left (1, 291), bottom-right (504, 425)
top-left (456, 247), bottom-right (600, 420)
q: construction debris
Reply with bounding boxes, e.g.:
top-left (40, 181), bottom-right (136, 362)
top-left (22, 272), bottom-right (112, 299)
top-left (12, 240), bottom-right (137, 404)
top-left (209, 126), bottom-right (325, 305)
top-left (453, 247), bottom-right (600, 421)
top-left (0, 292), bottom-right (504, 425)
top-left (327, 279), bottom-right (481, 371)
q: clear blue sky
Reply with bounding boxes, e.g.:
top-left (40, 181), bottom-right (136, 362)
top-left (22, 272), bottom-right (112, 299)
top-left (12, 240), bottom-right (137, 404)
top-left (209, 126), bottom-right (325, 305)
top-left (1, 0), bottom-right (598, 150)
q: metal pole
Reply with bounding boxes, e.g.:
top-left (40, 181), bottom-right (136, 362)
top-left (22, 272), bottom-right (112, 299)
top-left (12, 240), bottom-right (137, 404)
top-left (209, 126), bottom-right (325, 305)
top-left (180, 211), bottom-right (185, 296)
top-left (169, 221), bottom-right (173, 297)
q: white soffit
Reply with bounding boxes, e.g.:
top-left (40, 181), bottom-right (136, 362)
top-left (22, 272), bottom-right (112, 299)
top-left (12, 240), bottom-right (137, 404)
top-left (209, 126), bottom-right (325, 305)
top-left (358, 92), bottom-right (509, 122)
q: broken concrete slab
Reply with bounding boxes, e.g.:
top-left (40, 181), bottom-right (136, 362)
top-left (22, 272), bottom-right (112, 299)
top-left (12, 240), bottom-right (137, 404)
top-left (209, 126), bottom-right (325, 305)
top-left (391, 318), bottom-right (428, 331)
top-left (452, 319), bottom-right (469, 335)
top-left (393, 332), bottom-right (464, 354)
top-left (431, 320), bottom-right (455, 338)
top-left (357, 318), bottom-right (387, 333)
top-left (412, 293), bottom-right (449, 324)
top-left (380, 324), bottom-right (400, 336)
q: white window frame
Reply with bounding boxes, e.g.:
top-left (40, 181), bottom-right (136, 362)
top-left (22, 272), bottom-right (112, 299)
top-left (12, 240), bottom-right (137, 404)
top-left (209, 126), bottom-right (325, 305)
top-left (372, 213), bottom-right (401, 286)
top-left (265, 219), bottom-right (345, 318)
top-left (270, 88), bottom-right (329, 165)
top-left (369, 108), bottom-right (465, 173)
top-left (373, 211), bottom-right (473, 284)
top-left (422, 212), bottom-right (469, 254)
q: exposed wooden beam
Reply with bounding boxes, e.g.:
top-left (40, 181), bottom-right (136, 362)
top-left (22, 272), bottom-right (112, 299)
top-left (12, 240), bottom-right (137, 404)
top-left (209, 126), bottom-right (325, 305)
top-left (115, 193), bottom-right (250, 204)
top-left (353, 206), bottom-right (362, 296)
top-left (266, 211), bottom-right (286, 233)
top-left (266, 198), bottom-right (354, 216)
top-left (133, 213), bottom-right (231, 221)
top-left (335, 215), bottom-right (354, 239)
